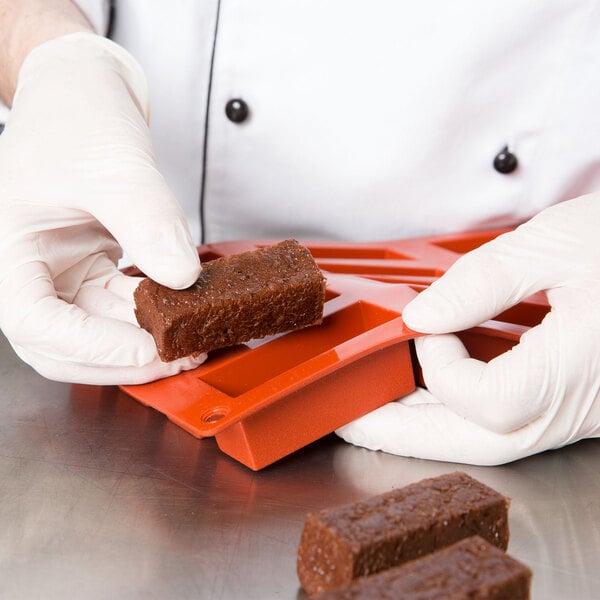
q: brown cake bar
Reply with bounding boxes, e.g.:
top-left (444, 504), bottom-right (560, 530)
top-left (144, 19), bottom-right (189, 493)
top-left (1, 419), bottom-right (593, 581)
top-left (297, 471), bottom-right (510, 596)
top-left (134, 239), bottom-right (326, 362)
top-left (316, 536), bottom-right (532, 599)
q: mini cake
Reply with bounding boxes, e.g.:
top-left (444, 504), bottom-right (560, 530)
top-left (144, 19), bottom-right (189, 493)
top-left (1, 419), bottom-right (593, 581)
top-left (297, 471), bottom-right (510, 596)
top-left (134, 239), bottom-right (326, 361)
top-left (315, 536), bottom-right (532, 599)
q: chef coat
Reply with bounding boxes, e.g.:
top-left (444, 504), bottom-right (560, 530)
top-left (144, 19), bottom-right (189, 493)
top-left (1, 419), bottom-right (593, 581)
top-left (12, 1), bottom-right (600, 244)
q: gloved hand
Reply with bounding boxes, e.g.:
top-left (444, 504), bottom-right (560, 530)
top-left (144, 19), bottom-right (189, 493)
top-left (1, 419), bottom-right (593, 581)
top-left (0, 33), bottom-right (206, 385)
top-left (337, 194), bottom-right (600, 465)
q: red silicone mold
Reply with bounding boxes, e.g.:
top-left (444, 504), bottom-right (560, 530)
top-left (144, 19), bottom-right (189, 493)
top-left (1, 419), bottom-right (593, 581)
top-left (120, 229), bottom-right (550, 470)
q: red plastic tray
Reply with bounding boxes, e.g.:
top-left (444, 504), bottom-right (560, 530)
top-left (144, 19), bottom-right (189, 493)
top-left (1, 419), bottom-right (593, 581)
top-left (121, 229), bottom-right (550, 470)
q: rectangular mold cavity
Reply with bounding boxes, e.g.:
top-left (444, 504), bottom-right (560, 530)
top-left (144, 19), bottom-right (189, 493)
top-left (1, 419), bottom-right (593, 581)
top-left (316, 262), bottom-right (443, 277)
top-left (308, 245), bottom-right (412, 260)
top-left (494, 294), bottom-right (550, 328)
top-left (201, 301), bottom-right (401, 397)
top-left (431, 230), bottom-right (508, 254)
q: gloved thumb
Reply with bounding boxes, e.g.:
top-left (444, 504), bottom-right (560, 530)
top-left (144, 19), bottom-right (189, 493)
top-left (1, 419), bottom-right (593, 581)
top-left (402, 196), bottom-right (600, 334)
top-left (93, 175), bottom-right (201, 290)
top-left (402, 227), bottom-right (552, 334)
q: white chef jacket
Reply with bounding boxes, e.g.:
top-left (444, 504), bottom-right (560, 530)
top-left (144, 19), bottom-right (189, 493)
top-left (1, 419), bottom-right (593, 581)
top-left (17, 2), bottom-right (600, 243)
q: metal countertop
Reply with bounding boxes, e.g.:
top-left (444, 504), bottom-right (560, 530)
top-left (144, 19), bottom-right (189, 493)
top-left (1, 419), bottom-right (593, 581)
top-left (0, 333), bottom-right (598, 599)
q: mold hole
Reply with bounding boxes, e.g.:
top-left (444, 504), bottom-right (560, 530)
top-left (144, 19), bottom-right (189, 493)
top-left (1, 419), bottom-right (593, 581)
top-left (202, 407), bottom-right (229, 423)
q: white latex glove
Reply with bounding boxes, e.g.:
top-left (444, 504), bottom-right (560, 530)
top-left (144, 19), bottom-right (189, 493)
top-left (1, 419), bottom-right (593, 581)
top-left (338, 195), bottom-right (600, 465)
top-left (0, 33), bottom-right (206, 384)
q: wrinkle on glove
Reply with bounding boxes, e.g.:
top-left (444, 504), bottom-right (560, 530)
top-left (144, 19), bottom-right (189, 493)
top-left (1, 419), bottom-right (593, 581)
top-left (0, 33), bottom-right (204, 384)
top-left (338, 195), bottom-right (600, 465)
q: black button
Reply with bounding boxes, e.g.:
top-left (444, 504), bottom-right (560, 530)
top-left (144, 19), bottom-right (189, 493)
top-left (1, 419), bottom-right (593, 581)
top-left (493, 146), bottom-right (518, 174)
top-left (225, 98), bottom-right (249, 123)
top-left (0, 123), bottom-right (4, 135)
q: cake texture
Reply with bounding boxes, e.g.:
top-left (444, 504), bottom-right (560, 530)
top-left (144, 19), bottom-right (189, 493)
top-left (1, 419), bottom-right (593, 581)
top-left (134, 239), bottom-right (326, 361)
top-left (315, 536), bottom-right (532, 599)
top-left (297, 471), bottom-right (510, 596)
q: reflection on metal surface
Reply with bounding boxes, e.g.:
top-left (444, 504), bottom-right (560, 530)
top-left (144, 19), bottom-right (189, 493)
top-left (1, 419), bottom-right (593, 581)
top-left (0, 333), bottom-right (598, 599)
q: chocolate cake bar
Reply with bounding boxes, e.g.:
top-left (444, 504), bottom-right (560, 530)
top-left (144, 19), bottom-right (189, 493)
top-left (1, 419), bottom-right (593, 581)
top-left (134, 239), bottom-right (326, 361)
top-left (315, 536), bottom-right (532, 599)
top-left (297, 471), bottom-right (510, 596)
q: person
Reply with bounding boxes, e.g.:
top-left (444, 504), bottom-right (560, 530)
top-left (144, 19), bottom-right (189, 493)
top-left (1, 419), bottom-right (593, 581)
top-left (0, 0), bottom-right (597, 465)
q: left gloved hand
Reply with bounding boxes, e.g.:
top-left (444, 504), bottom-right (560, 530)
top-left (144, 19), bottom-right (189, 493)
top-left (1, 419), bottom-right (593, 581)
top-left (337, 194), bottom-right (600, 465)
top-left (0, 33), bottom-right (205, 385)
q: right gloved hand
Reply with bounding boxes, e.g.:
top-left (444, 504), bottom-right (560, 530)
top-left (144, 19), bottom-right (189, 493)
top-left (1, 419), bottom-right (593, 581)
top-left (0, 32), bottom-right (206, 384)
top-left (337, 195), bottom-right (600, 465)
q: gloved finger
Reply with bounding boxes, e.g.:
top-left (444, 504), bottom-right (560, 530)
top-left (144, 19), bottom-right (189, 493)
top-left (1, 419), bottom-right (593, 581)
top-left (0, 261), bottom-right (158, 367)
top-left (6, 224), bottom-right (122, 305)
top-left (64, 250), bottom-right (143, 303)
top-left (11, 341), bottom-right (207, 385)
top-left (402, 224), bottom-right (565, 334)
top-left (51, 249), bottom-right (127, 304)
top-left (104, 272), bottom-right (144, 301)
top-left (92, 177), bottom-right (201, 290)
top-left (414, 320), bottom-right (560, 433)
top-left (72, 255), bottom-right (142, 324)
top-left (336, 390), bottom-right (546, 466)
top-left (73, 285), bottom-right (137, 325)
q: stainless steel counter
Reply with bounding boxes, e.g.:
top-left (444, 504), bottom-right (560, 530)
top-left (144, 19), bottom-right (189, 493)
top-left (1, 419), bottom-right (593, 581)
top-left (0, 332), bottom-right (598, 599)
